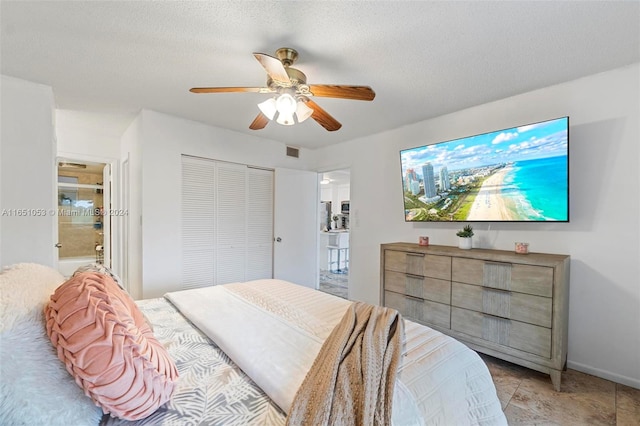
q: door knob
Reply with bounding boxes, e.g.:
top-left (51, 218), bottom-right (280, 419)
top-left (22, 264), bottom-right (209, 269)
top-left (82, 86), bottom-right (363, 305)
top-left (54, 243), bottom-right (62, 248)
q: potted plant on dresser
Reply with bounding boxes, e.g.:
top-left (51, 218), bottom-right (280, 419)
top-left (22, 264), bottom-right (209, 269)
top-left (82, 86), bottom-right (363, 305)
top-left (456, 224), bottom-right (474, 249)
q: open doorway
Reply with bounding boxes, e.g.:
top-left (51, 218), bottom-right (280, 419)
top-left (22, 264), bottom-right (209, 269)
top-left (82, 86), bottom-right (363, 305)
top-left (56, 158), bottom-right (111, 277)
top-left (318, 169), bottom-right (350, 299)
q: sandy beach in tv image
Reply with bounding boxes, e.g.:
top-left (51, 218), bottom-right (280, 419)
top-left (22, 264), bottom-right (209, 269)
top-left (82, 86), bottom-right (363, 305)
top-left (466, 164), bottom-right (514, 220)
top-left (401, 117), bottom-right (569, 222)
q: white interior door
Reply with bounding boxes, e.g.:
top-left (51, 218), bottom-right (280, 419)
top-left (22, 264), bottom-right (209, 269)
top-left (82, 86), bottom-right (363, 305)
top-left (273, 168), bottom-right (318, 288)
top-left (245, 167), bottom-right (274, 281)
top-left (122, 158), bottom-right (130, 290)
top-left (102, 164), bottom-right (111, 268)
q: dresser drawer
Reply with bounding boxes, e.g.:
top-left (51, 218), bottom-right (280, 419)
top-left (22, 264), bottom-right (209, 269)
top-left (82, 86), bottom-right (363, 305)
top-left (385, 291), bottom-right (450, 329)
top-left (451, 282), bottom-right (552, 328)
top-left (451, 307), bottom-right (551, 358)
top-left (451, 258), bottom-right (553, 297)
top-left (384, 270), bottom-right (451, 304)
top-left (385, 250), bottom-right (451, 280)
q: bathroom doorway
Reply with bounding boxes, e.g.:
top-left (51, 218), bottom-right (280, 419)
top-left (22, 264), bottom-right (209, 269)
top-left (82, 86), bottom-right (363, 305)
top-left (56, 158), bottom-right (111, 277)
top-left (318, 169), bottom-right (350, 299)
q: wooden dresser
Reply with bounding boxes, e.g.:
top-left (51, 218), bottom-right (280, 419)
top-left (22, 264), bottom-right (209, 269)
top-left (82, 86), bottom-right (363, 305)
top-left (381, 242), bottom-right (570, 390)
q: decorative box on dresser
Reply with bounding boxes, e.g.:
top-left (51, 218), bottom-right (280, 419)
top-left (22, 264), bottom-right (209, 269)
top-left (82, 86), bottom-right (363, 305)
top-left (381, 242), bottom-right (570, 391)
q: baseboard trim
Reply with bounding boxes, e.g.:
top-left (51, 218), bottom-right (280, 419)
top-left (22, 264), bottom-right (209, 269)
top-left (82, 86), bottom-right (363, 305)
top-left (567, 361), bottom-right (640, 389)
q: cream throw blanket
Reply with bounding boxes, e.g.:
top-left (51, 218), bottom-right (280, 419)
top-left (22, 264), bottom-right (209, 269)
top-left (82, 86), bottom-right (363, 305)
top-left (286, 301), bottom-right (404, 426)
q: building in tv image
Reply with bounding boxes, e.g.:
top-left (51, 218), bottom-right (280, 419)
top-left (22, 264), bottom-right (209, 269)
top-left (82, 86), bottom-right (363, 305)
top-left (400, 117), bottom-right (569, 222)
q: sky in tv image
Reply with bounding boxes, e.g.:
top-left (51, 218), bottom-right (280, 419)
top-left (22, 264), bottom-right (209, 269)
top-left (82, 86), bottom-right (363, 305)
top-left (400, 117), bottom-right (568, 222)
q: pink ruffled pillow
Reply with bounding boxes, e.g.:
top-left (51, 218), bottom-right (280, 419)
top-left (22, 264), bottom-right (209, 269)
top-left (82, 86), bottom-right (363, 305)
top-left (44, 272), bottom-right (178, 420)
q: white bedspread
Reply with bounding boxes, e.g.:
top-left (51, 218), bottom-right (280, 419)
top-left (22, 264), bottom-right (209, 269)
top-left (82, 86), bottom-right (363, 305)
top-left (166, 279), bottom-right (506, 425)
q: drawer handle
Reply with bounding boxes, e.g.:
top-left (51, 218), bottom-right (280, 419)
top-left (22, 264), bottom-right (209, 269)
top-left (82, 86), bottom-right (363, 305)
top-left (405, 273), bottom-right (424, 280)
top-left (407, 252), bottom-right (425, 258)
top-left (482, 312), bottom-right (511, 321)
top-left (483, 287), bottom-right (512, 295)
top-left (484, 261), bottom-right (512, 267)
top-left (405, 295), bottom-right (423, 302)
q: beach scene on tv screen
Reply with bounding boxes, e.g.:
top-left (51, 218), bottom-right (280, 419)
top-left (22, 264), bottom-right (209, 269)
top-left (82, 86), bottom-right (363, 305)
top-left (401, 117), bottom-right (568, 222)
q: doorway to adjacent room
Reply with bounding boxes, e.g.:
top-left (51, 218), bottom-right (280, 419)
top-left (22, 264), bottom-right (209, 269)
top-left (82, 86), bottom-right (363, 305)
top-left (318, 169), bottom-right (350, 299)
top-left (56, 158), bottom-right (111, 277)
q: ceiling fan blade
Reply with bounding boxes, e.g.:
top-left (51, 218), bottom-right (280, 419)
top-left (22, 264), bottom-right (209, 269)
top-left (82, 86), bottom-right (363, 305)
top-left (249, 112), bottom-right (270, 130)
top-left (253, 53), bottom-right (290, 84)
top-left (303, 98), bottom-right (342, 131)
top-left (308, 85), bottom-right (375, 101)
top-left (190, 87), bottom-right (269, 94)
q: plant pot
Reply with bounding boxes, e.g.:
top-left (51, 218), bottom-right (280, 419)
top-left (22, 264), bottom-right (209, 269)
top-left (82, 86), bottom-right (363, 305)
top-left (458, 237), bottom-right (472, 250)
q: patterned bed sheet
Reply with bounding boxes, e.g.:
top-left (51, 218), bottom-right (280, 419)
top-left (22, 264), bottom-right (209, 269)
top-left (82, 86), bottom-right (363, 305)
top-left (101, 297), bottom-right (286, 426)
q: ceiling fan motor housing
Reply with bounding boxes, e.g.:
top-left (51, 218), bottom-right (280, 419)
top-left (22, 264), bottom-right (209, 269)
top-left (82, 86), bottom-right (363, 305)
top-left (275, 47), bottom-right (299, 67)
top-left (267, 67), bottom-right (307, 90)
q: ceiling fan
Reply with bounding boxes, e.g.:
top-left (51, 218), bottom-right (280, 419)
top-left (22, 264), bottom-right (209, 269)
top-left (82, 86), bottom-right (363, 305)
top-left (189, 47), bottom-right (375, 132)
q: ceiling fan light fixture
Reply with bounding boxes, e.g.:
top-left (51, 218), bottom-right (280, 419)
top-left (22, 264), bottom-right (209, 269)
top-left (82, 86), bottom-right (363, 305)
top-left (261, 93), bottom-right (309, 126)
top-left (257, 98), bottom-right (277, 120)
top-left (276, 112), bottom-right (295, 126)
top-left (295, 100), bottom-right (313, 123)
top-left (275, 93), bottom-right (297, 116)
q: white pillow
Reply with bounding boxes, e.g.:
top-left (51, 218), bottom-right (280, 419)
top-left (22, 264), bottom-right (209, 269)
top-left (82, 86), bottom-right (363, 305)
top-left (0, 263), bottom-right (68, 332)
top-left (0, 263), bottom-right (103, 425)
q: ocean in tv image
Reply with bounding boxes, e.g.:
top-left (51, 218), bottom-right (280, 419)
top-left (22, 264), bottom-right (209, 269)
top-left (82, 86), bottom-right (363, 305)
top-left (400, 117), bottom-right (569, 222)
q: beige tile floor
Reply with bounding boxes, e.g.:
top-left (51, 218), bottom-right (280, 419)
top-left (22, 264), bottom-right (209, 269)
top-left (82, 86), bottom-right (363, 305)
top-left (319, 269), bottom-right (348, 299)
top-left (481, 354), bottom-right (640, 425)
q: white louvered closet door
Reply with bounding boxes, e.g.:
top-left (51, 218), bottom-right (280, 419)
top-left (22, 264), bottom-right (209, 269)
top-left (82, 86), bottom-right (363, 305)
top-left (246, 167), bottom-right (274, 281)
top-left (182, 156), bottom-right (216, 289)
top-left (181, 156), bottom-right (274, 289)
top-left (216, 161), bottom-right (247, 285)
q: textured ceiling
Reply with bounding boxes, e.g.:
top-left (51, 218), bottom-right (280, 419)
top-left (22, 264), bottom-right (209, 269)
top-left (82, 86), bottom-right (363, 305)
top-left (1, 1), bottom-right (638, 150)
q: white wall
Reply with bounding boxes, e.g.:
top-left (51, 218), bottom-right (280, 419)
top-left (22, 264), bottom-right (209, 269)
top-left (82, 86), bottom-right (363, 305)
top-left (315, 63), bottom-right (640, 388)
top-left (0, 76), bottom-right (56, 268)
top-left (129, 110), bottom-right (315, 299)
top-left (56, 110), bottom-right (123, 159)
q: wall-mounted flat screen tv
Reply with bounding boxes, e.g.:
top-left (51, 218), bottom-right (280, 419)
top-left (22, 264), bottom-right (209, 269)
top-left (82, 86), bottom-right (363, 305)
top-left (400, 116), bottom-right (569, 222)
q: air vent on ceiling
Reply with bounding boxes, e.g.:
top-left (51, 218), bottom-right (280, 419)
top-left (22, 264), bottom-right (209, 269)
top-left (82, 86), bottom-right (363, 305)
top-left (286, 146), bottom-right (300, 158)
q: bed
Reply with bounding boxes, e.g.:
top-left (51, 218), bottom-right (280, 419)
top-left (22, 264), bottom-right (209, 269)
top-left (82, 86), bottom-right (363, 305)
top-left (0, 263), bottom-right (507, 425)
